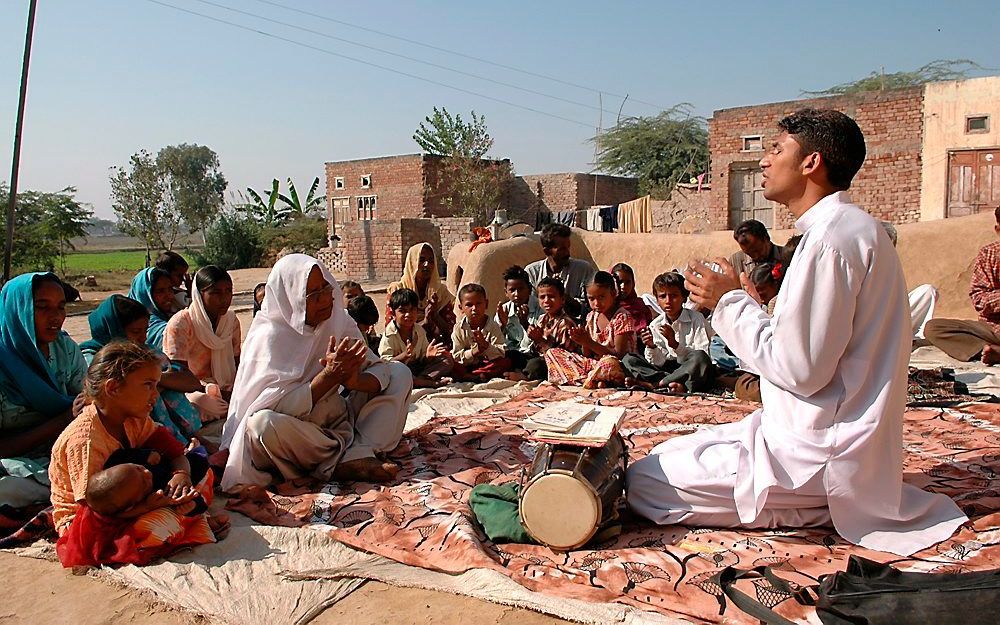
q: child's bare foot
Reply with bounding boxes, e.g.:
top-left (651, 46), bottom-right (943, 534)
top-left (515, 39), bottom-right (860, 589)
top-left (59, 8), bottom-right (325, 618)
top-left (504, 371), bottom-right (528, 381)
top-left (983, 344), bottom-right (1000, 366)
top-left (333, 457), bottom-right (400, 483)
top-left (208, 513), bottom-right (231, 540)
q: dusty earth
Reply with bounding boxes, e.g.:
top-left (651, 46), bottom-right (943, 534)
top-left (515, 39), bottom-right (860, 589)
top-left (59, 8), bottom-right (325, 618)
top-left (7, 267), bottom-right (566, 624)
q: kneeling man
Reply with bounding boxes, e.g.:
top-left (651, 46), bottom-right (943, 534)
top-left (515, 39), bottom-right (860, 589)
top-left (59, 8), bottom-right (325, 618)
top-left (626, 109), bottom-right (967, 556)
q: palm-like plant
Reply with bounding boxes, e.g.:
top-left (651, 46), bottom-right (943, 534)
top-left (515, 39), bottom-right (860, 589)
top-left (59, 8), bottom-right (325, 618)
top-left (279, 177), bottom-right (325, 218)
top-left (245, 179), bottom-right (290, 226)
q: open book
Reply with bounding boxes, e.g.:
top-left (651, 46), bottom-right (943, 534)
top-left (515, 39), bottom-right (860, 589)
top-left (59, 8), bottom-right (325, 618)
top-left (525, 405), bottom-right (628, 447)
top-left (522, 401), bottom-right (596, 433)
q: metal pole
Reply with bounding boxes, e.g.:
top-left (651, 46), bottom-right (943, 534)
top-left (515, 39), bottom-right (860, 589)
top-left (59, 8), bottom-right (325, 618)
top-left (4, 0), bottom-right (39, 283)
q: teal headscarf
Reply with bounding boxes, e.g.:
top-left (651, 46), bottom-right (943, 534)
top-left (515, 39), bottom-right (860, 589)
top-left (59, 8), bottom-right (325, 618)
top-left (80, 294), bottom-right (132, 356)
top-left (127, 268), bottom-right (172, 349)
top-left (0, 272), bottom-right (75, 416)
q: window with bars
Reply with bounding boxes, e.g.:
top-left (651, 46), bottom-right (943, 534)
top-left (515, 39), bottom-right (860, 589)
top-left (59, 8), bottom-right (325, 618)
top-left (357, 195), bottom-right (377, 221)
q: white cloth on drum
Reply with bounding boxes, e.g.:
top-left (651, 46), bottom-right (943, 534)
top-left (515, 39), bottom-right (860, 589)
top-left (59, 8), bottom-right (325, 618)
top-left (627, 191), bottom-right (966, 556)
top-left (909, 284), bottom-right (938, 340)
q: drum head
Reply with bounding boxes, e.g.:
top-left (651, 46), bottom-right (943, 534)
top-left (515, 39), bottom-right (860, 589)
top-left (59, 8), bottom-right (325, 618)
top-left (520, 473), bottom-right (600, 550)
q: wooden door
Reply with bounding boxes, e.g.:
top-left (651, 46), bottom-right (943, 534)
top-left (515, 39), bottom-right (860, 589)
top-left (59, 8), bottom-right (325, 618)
top-left (948, 149), bottom-right (1000, 217)
top-left (728, 164), bottom-right (773, 228)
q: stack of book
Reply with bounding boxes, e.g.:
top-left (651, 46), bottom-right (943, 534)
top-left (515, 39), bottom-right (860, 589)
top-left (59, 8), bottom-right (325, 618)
top-left (522, 401), bottom-right (627, 447)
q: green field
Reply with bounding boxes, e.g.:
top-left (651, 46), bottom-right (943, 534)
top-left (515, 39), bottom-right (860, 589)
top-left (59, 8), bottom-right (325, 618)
top-left (62, 250), bottom-right (151, 273)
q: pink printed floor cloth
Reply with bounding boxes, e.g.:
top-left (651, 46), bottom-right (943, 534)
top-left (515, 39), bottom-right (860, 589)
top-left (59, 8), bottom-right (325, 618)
top-left (227, 386), bottom-right (1000, 624)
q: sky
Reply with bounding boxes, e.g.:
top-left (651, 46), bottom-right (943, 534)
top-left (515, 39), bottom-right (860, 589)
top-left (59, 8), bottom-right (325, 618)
top-left (0, 0), bottom-right (997, 219)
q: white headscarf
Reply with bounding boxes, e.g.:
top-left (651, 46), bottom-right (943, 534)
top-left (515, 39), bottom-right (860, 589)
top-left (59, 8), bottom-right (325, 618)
top-left (220, 255), bottom-right (364, 486)
top-left (189, 275), bottom-right (238, 390)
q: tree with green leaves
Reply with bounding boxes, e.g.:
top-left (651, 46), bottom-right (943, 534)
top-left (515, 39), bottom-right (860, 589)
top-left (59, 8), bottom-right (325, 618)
top-left (156, 143), bottom-right (228, 238)
top-left (0, 184), bottom-right (91, 273)
top-left (803, 59), bottom-right (985, 96)
top-left (592, 105), bottom-right (709, 199)
top-left (39, 187), bottom-right (93, 274)
top-left (437, 157), bottom-right (514, 225)
top-left (414, 107), bottom-right (493, 159)
top-left (109, 149), bottom-right (178, 266)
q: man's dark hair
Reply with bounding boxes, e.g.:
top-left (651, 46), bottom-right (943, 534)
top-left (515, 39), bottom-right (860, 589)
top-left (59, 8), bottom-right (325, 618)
top-left (652, 271), bottom-right (689, 300)
top-left (387, 287), bottom-right (419, 311)
top-left (458, 283), bottom-right (487, 301)
top-left (777, 108), bottom-right (866, 190)
top-left (536, 276), bottom-right (565, 296)
top-left (540, 223), bottom-right (571, 249)
top-left (994, 206), bottom-right (1000, 225)
top-left (347, 295), bottom-right (379, 326)
top-left (154, 250), bottom-right (188, 273)
top-left (502, 265), bottom-right (531, 286)
top-left (733, 219), bottom-right (769, 241)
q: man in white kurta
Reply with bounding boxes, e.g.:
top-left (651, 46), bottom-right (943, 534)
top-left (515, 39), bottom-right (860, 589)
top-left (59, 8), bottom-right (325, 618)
top-left (626, 110), bottom-right (966, 557)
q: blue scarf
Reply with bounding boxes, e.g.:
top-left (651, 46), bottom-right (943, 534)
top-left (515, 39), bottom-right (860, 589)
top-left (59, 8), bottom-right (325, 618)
top-left (0, 273), bottom-right (75, 416)
top-left (127, 268), bottom-right (171, 349)
top-left (80, 294), bottom-right (128, 355)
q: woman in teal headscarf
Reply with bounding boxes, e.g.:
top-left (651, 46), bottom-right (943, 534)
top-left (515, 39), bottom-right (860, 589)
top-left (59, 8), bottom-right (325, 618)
top-left (127, 267), bottom-right (176, 350)
top-left (0, 273), bottom-right (86, 511)
top-left (81, 295), bottom-right (203, 444)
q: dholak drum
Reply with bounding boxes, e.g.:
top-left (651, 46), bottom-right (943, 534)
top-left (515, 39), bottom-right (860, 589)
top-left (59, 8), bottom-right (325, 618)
top-left (518, 433), bottom-right (627, 550)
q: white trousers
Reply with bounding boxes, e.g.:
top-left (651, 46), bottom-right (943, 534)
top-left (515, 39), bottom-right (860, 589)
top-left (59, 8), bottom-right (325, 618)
top-left (626, 425), bottom-right (831, 529)
top-left (909, 284), bottom-right (938, 340)
top-left (244, 366), bottom-right (410, 483)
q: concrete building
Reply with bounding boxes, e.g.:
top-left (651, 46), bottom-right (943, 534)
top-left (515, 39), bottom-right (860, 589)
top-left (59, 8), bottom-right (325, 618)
top-left (707, 76), bottom-right (1000, 231)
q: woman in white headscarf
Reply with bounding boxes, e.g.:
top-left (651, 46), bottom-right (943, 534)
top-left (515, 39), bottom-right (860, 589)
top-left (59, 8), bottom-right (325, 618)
top-left (220, 254), bottom-right (412, 491)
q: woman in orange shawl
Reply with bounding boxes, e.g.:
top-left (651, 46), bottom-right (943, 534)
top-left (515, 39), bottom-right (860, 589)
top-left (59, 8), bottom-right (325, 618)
top-left (386, 243), bottom-right (456, 345)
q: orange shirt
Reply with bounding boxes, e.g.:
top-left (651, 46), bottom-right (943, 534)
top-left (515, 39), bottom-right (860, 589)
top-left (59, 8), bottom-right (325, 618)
top-left (48, 404), bottom-right (159, 534)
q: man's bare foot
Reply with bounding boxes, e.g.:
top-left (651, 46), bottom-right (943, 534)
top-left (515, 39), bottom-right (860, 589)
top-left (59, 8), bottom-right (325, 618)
top-left (208, 513), bottom-right (231, 540)
top-left (983, 344), bottom-right (1000, 366)
top-left (624, 377), bottom-right (655, 391)
top-left (504, 371), bottom-right (528, 381)
top-left (659, 381), bottom-right (686, 394)
top-left (333, 457), bottom-right (400, 483)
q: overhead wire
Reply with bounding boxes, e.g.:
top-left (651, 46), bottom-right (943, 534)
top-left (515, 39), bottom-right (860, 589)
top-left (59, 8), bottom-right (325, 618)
top-left (143, 0), bottom-right (596, 129)
top-left (250, 0), bottom-right (671, 112)
top-left (189, 0), bottom-right (625, 119)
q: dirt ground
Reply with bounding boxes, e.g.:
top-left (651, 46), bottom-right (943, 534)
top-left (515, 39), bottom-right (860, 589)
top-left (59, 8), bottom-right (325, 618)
top-left (0, 550), bottom-right (567, 625)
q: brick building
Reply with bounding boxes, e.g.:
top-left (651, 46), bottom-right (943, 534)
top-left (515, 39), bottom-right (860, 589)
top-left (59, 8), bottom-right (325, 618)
top-left (323, 153), bottom-right (640, 280)
top-left (709, 87), bottom-right (924, 230)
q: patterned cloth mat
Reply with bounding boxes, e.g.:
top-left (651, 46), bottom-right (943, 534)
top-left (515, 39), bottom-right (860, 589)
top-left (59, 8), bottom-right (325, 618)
top-left (227, 386), bottom-right (1000, 624)
top-left (908, 366), bottom-right (1000, 407)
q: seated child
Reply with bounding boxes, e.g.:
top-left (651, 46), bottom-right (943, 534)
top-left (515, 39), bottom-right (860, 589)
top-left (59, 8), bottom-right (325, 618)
top-left (519, 277), bottom-right (577, 381)
top-left (495, 265), bottom-right (541, 373)
top-left (451, 283), bottom-right (511, 382)
top-left (731, 262), bottom-right (786, 403)
top-left (341, 280), bottom-right (365, 301)
top-left (611, 262), bottom-right (654, 332)
top-left (622, 272), bottom-right (715, 393)
top-left (252, 282), bottom-right (266, 317)
top-left (380, 288), bottom-right (454, 388)
top-left (543, 271), bottom-right (635, 389)
top-left (49, 341), bottom-right (228, 568)
top-left (347, 294), bottom-right (381, 353)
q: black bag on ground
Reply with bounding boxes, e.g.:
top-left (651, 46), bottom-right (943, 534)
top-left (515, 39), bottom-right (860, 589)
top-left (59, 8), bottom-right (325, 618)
top-left (718, 554), bottom-right (1000, 625)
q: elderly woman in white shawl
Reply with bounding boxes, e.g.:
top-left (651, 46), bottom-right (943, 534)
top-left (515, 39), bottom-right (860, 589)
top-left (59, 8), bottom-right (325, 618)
top-left (220, 254), bottom-right (412, 490)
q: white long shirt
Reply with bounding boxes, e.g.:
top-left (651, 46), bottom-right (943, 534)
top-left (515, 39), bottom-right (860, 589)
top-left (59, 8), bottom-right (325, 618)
top-left (644, 309), bottom-right (713, 366)
top-left (712, 191), bottom-right (966, 556)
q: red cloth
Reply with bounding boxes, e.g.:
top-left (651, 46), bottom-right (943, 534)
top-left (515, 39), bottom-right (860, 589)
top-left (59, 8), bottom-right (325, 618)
top-left (618, 294), bottom-right (653, 332)
top-left (468, 227), bottom-right (492, 252)
top-left (144, 425), bottom-right (186, 460)
top-left (56, 505), bottom-right (169, 567)
top-left (451, 357), bottom-right (512, 381)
